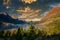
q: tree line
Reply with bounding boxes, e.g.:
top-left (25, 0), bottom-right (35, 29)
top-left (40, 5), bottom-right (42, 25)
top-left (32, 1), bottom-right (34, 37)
top-left (0, 25), bottom-right (60, 40)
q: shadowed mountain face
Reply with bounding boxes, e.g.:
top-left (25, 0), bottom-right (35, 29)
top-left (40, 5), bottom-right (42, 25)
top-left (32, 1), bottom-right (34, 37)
top-left (0, 12), bottom-right (27, 24)
top-left (0, 12), bottom-right (29, 30)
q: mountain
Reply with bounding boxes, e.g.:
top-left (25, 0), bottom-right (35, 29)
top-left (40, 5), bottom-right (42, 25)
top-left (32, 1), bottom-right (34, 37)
top-left (0, 12), bottom-right (29, 30)
top-left (44, 6), bottom-right (60, 20)
top-left (34, 6), bottom-right (60, 34)
top-left (33, 6), bottom-right (60, 25)
top-left (38, 6), bottom-right (60, 34)
top-left (40, 6), bottom-right (60, 25)
top-left (0, 12), bottom-right (27, 24)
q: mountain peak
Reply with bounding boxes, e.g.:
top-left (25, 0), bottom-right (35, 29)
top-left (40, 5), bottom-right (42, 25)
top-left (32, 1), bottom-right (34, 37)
top-left (51, 6), bottom-right (60, 13)
top-left (45, 6), bottom-right (60, 19)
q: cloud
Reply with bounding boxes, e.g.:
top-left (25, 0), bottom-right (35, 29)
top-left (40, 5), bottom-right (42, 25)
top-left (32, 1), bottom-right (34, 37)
top-left (16, 6), bottom-right (41, 18)
top-left (21, 0), bottom-right (37, 4)
top-left (20, 18), bottom-right (42, 22)
top-left (16, 6), bottom-right (42, 22)
top-left (0, 0), bottom-right (60, 17)
top-left (3, 0), bottom-right (10, 5)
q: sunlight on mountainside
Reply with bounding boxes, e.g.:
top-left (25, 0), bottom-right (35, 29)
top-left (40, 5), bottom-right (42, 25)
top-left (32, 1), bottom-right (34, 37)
top-left (39, 7), bottom-right (60, 35)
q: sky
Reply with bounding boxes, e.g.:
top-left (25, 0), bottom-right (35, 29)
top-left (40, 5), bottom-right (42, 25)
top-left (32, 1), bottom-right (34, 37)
top-left (0, 0), bottom-right (60, 18)
top-left (0, 0), bottom-right (60, 30)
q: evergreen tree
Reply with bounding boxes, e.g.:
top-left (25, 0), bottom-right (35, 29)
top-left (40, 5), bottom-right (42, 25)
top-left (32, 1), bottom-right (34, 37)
top-left (16, 27), bottom-right (23, 40)
top-left (27, 25), bottom-right (36, 40)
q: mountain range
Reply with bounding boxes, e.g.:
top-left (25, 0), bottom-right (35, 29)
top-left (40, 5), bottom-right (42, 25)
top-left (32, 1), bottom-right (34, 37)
top-left (36, 6), bottom-right (60, 34)
top-left (0, 12), bottom-right (28, 30)
top-left (34, 6), bottom-right (60, 32)
top-left (0, 6), bottom-right (60, 30)
top-left (44, 6), bottom-right (60, 20)
top-left (41, 6), bottom-right (60, 24)
top-left (0, 12), bottom-right (26, 24)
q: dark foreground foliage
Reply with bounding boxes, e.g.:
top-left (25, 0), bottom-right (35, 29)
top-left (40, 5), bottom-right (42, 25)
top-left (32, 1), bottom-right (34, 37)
top-left (0, 25), bottom-right (60, 40)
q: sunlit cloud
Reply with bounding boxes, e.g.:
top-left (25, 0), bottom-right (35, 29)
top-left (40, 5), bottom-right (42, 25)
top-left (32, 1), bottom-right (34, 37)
top-left (16, 6), bottom-right (41, 19)
top-left (3, 0), bottom-right (10, 5)
top-left (16, 6), bottom-right (42, 21)
top-left (3, 0), bottom-right (10, 9)
top-left (19, 18), bottom-right (42, 22)
top-left (22, 0), bottom-right (37, 4)
top-left (9, 14), bottom-right (17, 19)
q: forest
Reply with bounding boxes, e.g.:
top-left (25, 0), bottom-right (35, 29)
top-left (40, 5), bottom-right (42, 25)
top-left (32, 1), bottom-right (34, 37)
top-left (0, 25), bottom-right (60, 40)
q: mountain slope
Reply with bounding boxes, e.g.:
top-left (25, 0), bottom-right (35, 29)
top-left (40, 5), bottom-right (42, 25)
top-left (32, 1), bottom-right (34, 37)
top-left (44, 6), bottom-right (60, 20)
top-left (40, 6), bottom-right (60, 35)
top-left (0, 12), bottom-right (26, 24)
top-left (0, 12), bottom-right (29, 30)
